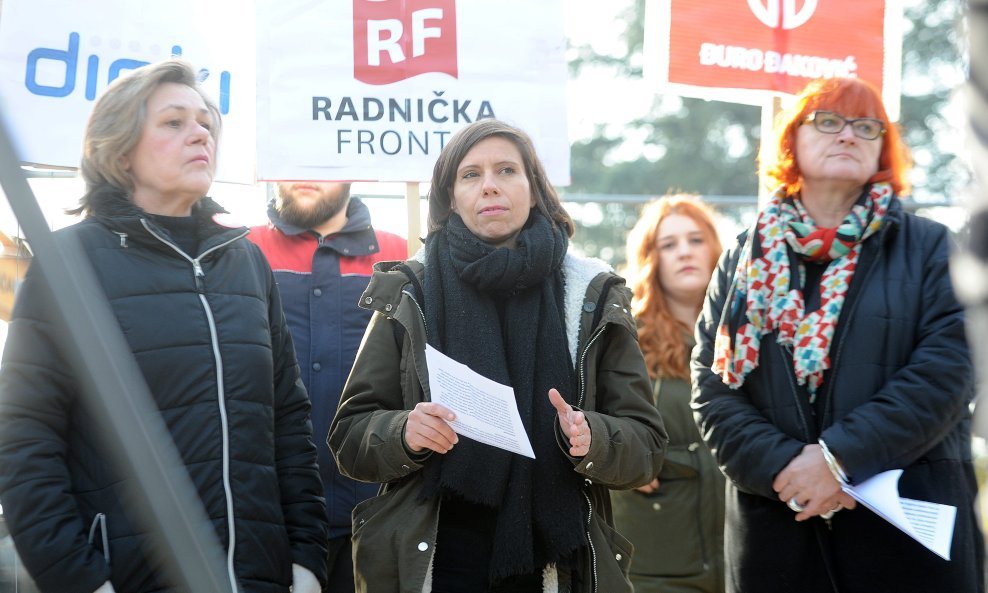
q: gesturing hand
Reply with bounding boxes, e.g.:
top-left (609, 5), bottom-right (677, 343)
top-left (404, 402), bottom-right (458, 454)
top-left (549, 388), bottom-right (591, 457)
top-left (635, 478), bottom-right (660, 494)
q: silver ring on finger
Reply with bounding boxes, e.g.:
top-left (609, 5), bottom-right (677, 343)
top-left (787, 497), bottom-right (805, 513)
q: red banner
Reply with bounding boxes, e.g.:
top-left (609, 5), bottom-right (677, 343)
top-left (662, 0), bottom-right (888, 96)
top-left (352, 0), bottom-right (458, 85)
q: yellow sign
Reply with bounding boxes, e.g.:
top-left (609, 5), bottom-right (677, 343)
top-left (1, 232), bottom-right (31, 322)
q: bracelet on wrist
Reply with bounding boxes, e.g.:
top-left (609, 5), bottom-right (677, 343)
top-left (818, 438), bottom-right (849, 485)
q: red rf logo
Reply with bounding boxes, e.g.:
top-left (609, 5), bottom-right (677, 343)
top-left (353, 0), bottom-right (458, 85)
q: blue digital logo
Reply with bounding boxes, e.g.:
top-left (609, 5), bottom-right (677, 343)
top-left (25, 32), bottom-right (231, 114)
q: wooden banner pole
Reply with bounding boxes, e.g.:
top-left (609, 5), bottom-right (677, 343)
top-left (758, 95), bottom-right (783, 211)
top-left (405, 181), bottom-right (422, 257)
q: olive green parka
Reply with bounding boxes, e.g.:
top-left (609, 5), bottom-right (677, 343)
top-left (328, 253), bottom-right (668, 593)
top-left (611, 335), bottom-right (725, 593)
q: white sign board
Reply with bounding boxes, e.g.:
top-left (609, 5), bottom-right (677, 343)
top-left (256, 0), bottom-right (570, 184)
top-left (0, 0), bottom-right (256, 183)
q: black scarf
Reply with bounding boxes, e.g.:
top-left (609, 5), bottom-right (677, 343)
top-left (421, 210), bottom-right (586, 583)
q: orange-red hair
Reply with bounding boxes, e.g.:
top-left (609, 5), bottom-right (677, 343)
top-left (759, 77), bottom-right (912, 196)
top-left (624, 195), bottom-right (723, 381)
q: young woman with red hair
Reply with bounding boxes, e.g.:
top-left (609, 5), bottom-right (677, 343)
top-left (613, 194), bottom-right (725, 593)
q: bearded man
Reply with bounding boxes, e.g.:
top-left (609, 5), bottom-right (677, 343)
top-left (249, 182), bottom-right (407, 593)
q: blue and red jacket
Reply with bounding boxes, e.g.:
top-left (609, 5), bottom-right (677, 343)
top-left (249, 197), bottom-right (407, 538)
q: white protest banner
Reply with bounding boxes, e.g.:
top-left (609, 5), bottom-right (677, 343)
top-left (0, 0), bottom-right (255, 183)
top-left (256, 0), bottom-right (569, 184)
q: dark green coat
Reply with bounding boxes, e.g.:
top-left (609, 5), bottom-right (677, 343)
top-left (611, 336), bottom-right (725, 593)
top-left (328, 254), bottom-right (668, 593)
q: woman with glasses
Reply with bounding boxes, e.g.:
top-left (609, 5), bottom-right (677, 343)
top-left (692, 76), bottom-right (984, 592)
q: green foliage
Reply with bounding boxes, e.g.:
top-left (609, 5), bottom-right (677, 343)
top-left (899, 0), bottom-right (968, 202)
top-left (570, 99), bottom-right (760, 196)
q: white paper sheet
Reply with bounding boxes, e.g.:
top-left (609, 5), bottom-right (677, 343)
top-left (424, 345), bottom-right (535, 459)
top-left (843, 469), bottom-right (956, 560)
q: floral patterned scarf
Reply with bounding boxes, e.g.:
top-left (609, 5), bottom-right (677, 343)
top-left (712, 182), bottom-right (892, 399)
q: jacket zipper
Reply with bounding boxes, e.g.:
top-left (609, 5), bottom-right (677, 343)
top-left (88, 512), bottom-right (110, 566)
top-left (781, 226), bottom-right (887, 590)
top-left (779, 343), bottom-right (813, 442)
top-left (818, 241), bottom-right (884, 428)
top-left (139, 219), bottom-right (247, 291)
top-left (817, 238), bottom-right (884, 537)
top-left (576, 326), bottom-right (606, 409)
top-left (577, 315), bottom-right (608, 593)
top-left (777, 225), bottom-right (892, 443)
top-left (140, 220), bottom-right (247, 593)
top-left (581, 488), bottom-right (598, 593)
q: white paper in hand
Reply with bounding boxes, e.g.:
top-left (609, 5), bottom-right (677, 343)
top-left (843, 469), bottom-right (956, 560)
top-left (425, 345), bottom-right (535, 458)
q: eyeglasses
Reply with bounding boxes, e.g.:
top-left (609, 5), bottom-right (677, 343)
top-left (802, 111), bottom-right (886, 141)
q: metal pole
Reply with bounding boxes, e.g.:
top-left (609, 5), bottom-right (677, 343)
top-left (963, 0), bottom-right (988, 438)
top-left (0, 114), bottom-right (231, 592)
top-left (758, 95), bottom-right (783, 211)
top-left (405, 181), bottom-right (422, 257)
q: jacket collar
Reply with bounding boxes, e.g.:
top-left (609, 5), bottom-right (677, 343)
top-left (880, 194), bottom-right (903, 242)
top-left (562, 254), bottom-right (612, 363)
top-left (86, 183), bottom-right (227, 220)
top-left (266, 197), bottom-right (381, 257)
top-left (84, 184), bottom-right (244, 252)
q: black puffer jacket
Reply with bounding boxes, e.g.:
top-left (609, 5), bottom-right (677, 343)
top-left (692, 197), bottom-right (983, 593)
top-left (0, 187), bottom-right (328, 593)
